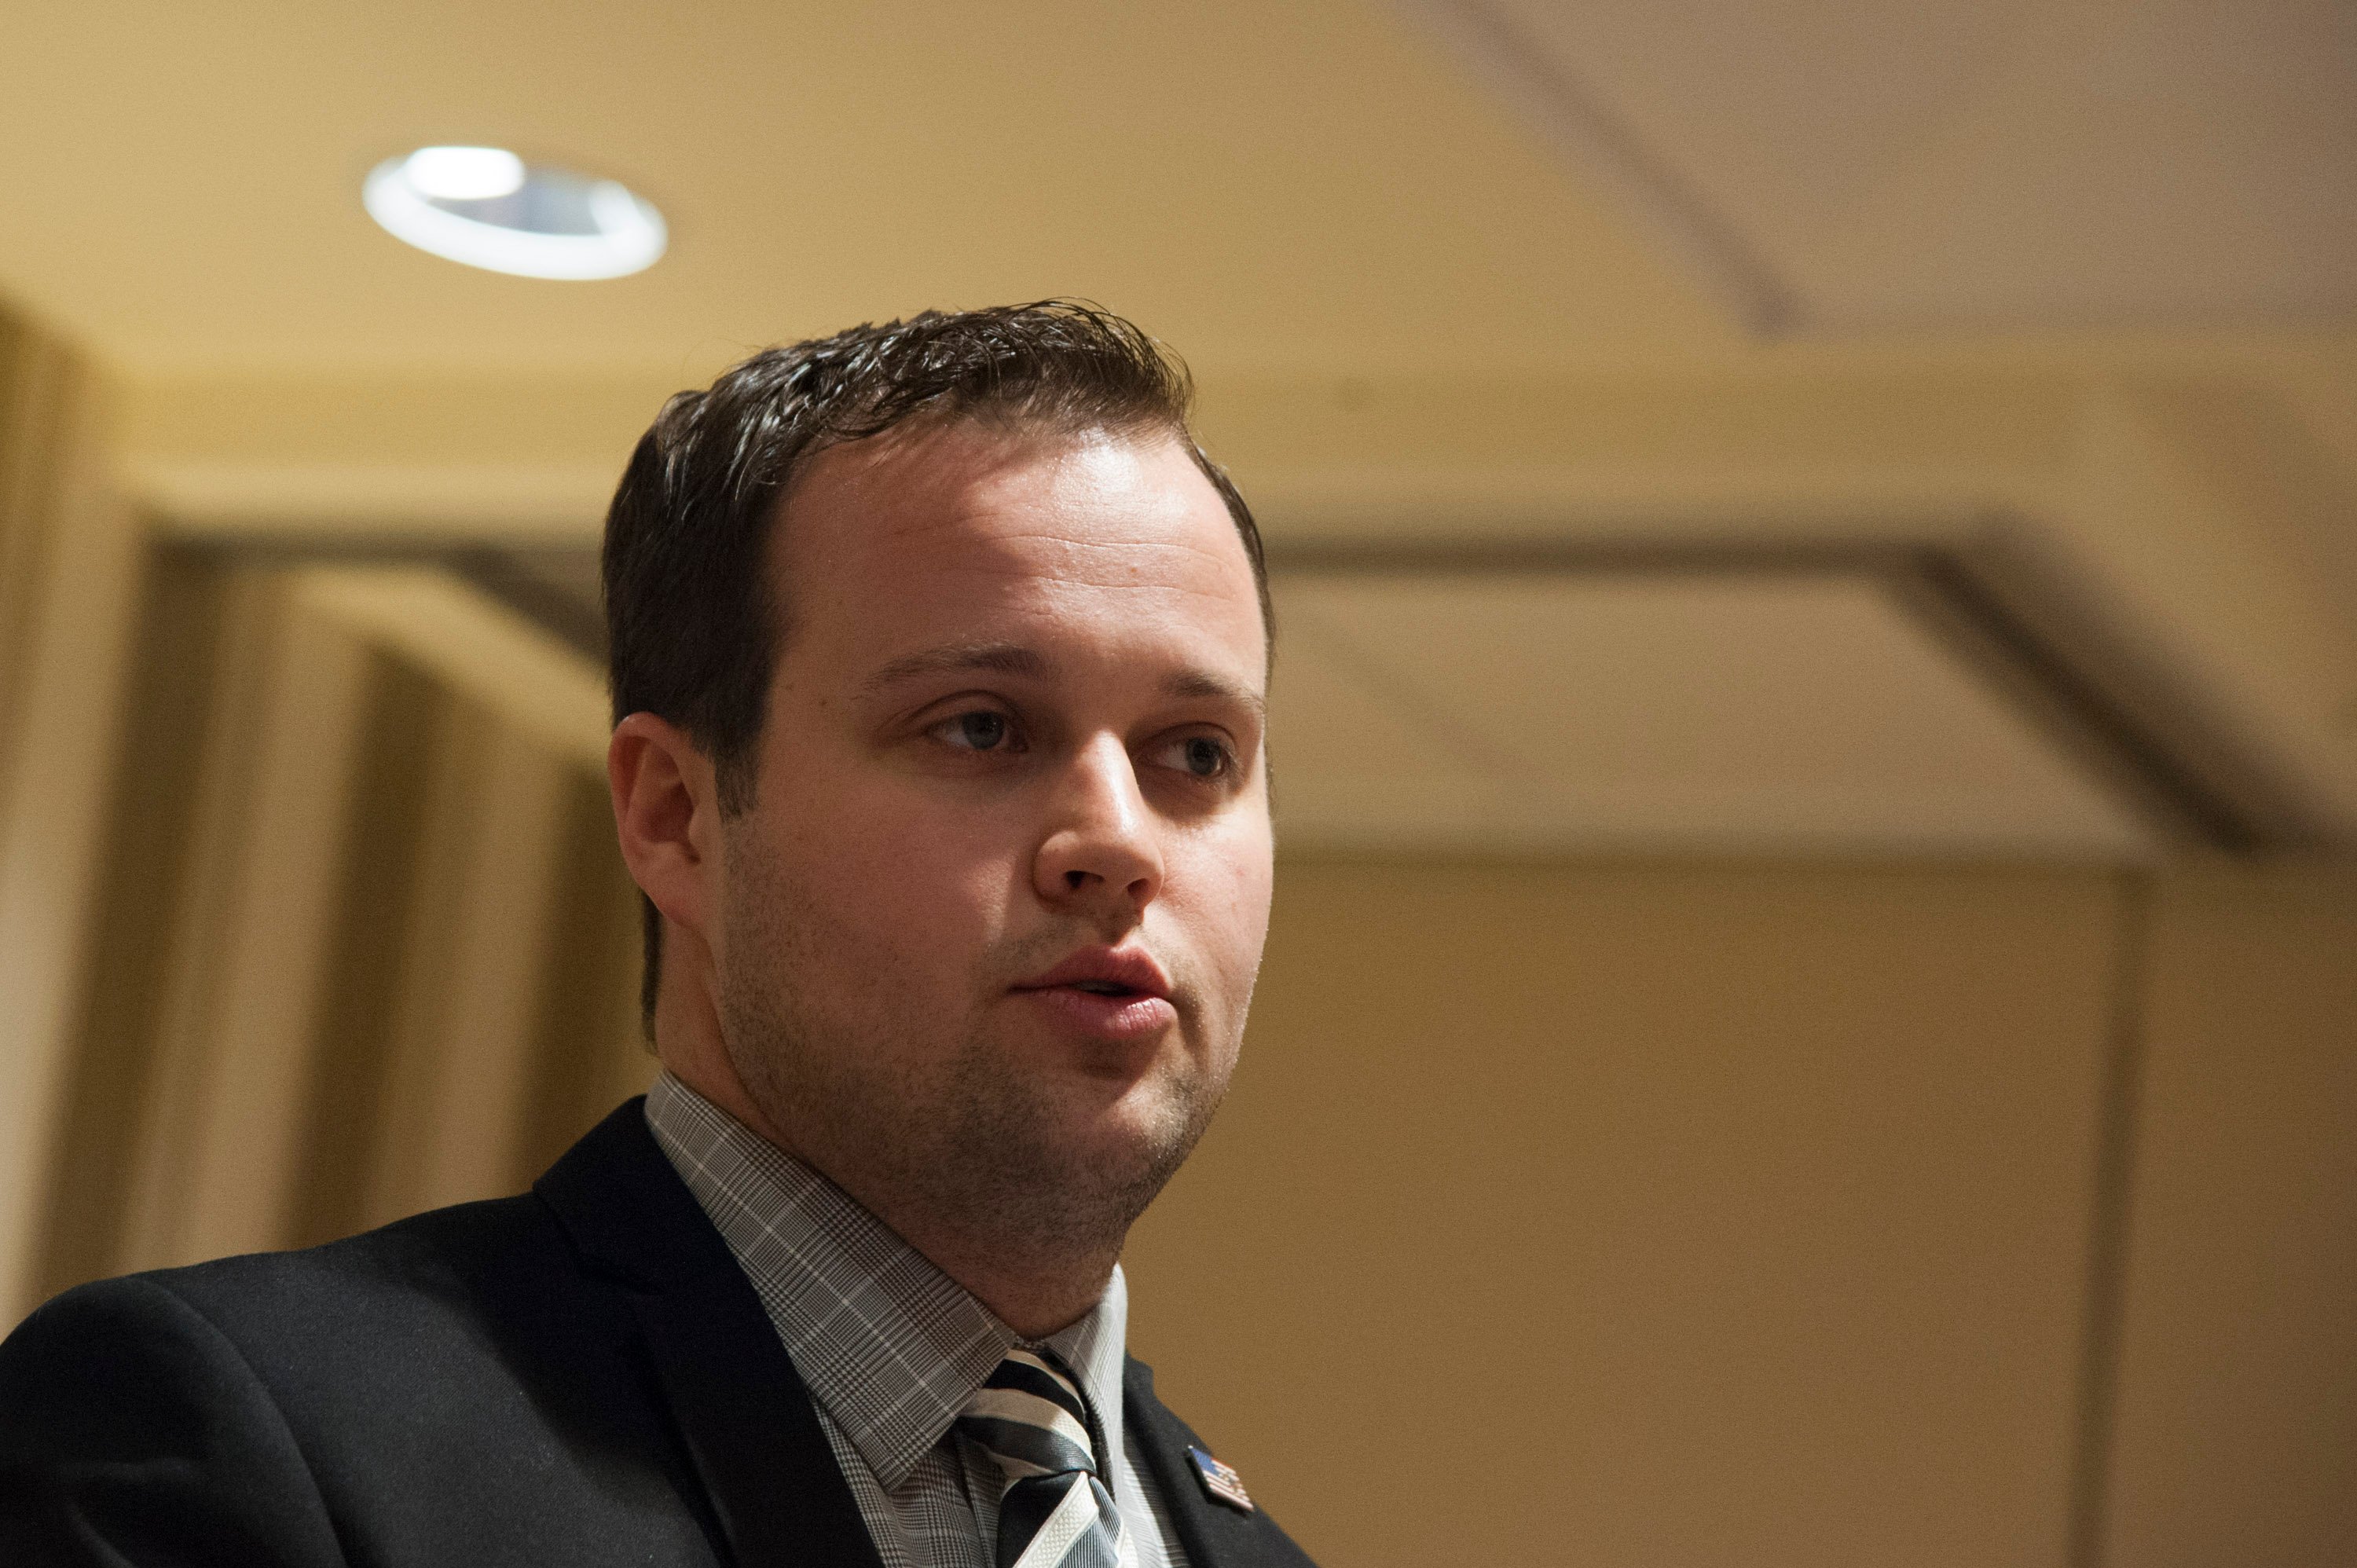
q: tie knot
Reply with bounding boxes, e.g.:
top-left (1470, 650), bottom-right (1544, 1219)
top-left (957, 1348), bottom-right (1102, 1482)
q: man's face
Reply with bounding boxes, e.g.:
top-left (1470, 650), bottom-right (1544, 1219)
top-left (709, 419), bottom-right (1273, 1258)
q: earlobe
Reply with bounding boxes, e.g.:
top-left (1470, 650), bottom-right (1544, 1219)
top-left (607, 713), bottom-right (717, 940)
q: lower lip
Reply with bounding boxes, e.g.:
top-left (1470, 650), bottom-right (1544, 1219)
top-left (1012, 987), bottom-right (1178, 1041)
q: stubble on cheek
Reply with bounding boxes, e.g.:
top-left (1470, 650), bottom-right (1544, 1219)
top-left (933, 1023), bottom-right (1227, 1256)
top-left (711, 827), bottom-right (1242, 1264)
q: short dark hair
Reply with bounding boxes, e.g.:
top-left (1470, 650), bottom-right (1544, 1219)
top-left (602, 300), bottom-right (1270, 1028)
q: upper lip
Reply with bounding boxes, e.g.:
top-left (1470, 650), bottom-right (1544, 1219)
top-left (1013, 946), bottom-right (1173, 999)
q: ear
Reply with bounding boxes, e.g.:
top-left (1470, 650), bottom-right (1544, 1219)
top-left (608, 712), bottom-right (723, 949)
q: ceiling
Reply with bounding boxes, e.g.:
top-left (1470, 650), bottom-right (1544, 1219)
top-left (4, 0), bottom-right (2349, 377)
top-left (1413, 0), bottom-right (2357, 332)
top-left (0, 0), bottom-right (1726, 376)
top-left (1268, 568), bottom-right (2156, 857)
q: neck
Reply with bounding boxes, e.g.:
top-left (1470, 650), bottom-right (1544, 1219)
top-left (872, 1214), bottom-right (1120, 1341)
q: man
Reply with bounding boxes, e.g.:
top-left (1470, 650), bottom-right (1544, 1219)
top-left (0, 303), bottom-right (1315, 1568)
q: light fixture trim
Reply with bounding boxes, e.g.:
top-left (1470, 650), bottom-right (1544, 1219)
top-left (364, 149), bottom-right (666, 280)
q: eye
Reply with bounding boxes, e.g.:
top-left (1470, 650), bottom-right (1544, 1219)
top-left (1152, 732), bottom-right (1237, 781)
top-left (931, 709), bottom-right (1021, 753)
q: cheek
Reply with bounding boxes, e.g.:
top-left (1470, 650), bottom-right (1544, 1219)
top-left (770, 780), bottom-right (1028, 962)
top-left (1172, 825), bottom-right (1275, 991)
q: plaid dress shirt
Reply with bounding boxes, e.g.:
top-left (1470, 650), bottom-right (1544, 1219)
top-left (645, 1072), bottom-right (1188, 1568)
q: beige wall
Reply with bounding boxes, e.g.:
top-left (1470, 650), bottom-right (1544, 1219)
top-left (1127, 856), bottom-right (2354, 1568)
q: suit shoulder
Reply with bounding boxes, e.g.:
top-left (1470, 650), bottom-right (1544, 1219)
top-left (2, 1269), bottom-right (260, 1423)
top-left (0, 1273), bottom-right (348, 1564)
top-left (207, 1186), bottom-right (558, 1282)
top-left (9, 1189), bottom-right (579, 1411)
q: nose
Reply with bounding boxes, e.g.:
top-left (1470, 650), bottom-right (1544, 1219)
top-left (1032, 733), bottom-right (1164, 920)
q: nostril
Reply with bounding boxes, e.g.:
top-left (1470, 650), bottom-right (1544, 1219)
top-left (1065, 870), bottom-right (1090, 889)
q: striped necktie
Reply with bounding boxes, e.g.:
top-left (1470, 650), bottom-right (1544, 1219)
top-left (957, 1347), bottom-right (1131, 1568)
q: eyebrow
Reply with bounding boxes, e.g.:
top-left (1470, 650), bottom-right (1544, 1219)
top-left (1164, 667), bottom-right (1266, 719)
top-left (863, 641), bottom-right (1050, 694)
top-left (863, 640), bottom-right (1265, 717)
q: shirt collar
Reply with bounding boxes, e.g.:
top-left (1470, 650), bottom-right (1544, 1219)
top-left (643, 1072), bottom-right (1132, 1491)
top-left (1043, 1258), bottom-right (1131, 1495)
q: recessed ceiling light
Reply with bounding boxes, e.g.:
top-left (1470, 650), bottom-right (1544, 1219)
top-left (401, 145), bottom-right (526, 202)
top-left (364, 146), bottom-right (666, 280)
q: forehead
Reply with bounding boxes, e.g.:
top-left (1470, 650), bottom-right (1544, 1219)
top-left (770, 422), bottom-right (1265, 680)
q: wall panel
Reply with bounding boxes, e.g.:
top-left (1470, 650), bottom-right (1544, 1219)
top-left (0, 307), bottom-right (139, 1321)
top-left (2102, 863), bottom-right (2357, 1566)
top-left (1128, 858), bottom-right (2128, 1568)
top-left (29, 554), bottom-right (229, 1301)
top-left (26, 559), bottom-right (649, 1301)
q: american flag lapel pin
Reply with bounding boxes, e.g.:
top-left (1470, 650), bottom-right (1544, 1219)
top-left (1185, 1445), bottom-right (1255, 1513)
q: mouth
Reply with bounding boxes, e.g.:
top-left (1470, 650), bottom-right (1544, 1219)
top-left (1010, 946), bottom-right (1178, 1042)
top-left (1012, 945), bottom-right (1173, 1001)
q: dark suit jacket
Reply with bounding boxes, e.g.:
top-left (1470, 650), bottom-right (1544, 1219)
top-left (0, 1099), bottom-right (1316, 1567)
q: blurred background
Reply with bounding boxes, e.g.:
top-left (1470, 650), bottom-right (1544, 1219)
top-left (1, 2), bottom-right (2352, 1563)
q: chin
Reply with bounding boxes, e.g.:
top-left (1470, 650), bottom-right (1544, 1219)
top-left (1100, 1064), bottom-right (1226, 1167)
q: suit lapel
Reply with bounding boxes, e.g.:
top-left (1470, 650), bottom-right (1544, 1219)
top-left (1124, 1357), bottom-right (1316, 1568)
top-left (537, 1100), bottom-right (884, 1568)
